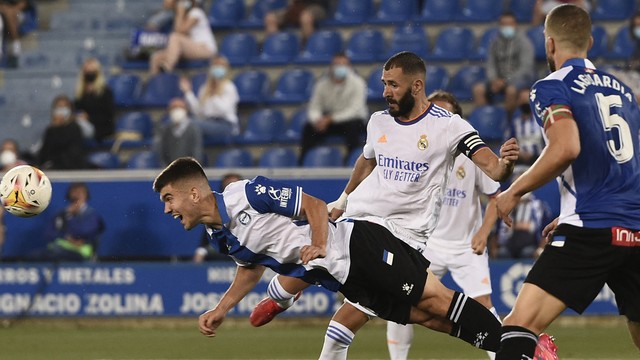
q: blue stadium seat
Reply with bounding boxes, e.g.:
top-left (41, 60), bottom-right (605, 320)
top-left (526, 25), bottom-right (546, 61)
top-left (108, 74), bottom-right (141, 108)
top-left (278, 107), bottom-right (309, 144)
top-left (456, 0), bottom-right (503, 22)
top-left (468, 105), bottom-right (508, 142)
top-left (367, 67), bottom-right (384, 101)
top-left (509, 0), bottom-right (535, 23)
top-left (114, 111), bottom-right (154, 149)
top-left (49, 12), bottom-right (97, 31)
top-left (370, 0), bottom-right (419, 24)
top-left (239, 0), bottom-right (287, 29)
top-left (592, 0), bottom-right (636, 21)
top-left (191, 72), bottom-right (208, 94)
top-left (425, 66), bottom-right (449, 95)
top-left (215, 149), bottom-right (253, 168)
top-left (427, 27), bottom-right (474, 61)
top-left (346, 148), bottom-right (362, 167)
top-left (470, 27), bottom-right (498, 61)
top-left (233, 70), bottom-right (270, 104)
top-left (608, 27), bottom-right (636, 60)
top-left (88, 151), bottom-right (120, 169)
top-left (208, 0), bottom-right (245, 29)
top-left (302, 146), bottom-right (343, 167)
top-left (346, 29), bottom-right (385, 63)
top-left (138, 73), bottom-right (181, 108)
top-left (251, 31), bottom-right (300, 66)
top-left (219, 32), bottom-right (258, 66)
top-left (269, 68), bottom-right (314, 104)
top-left (386, 23), bottom-right (429, 59)
top-left (258, 148), bottom-right (298, 168)
top-left (588, 25), bottom-right (608, 59)
top-left (415, 0), bottom-right (457, 23)
top-left (126, 150), bottom-right (160, 169)
top-left (237, 109), bottom-right (286, 145)
top-left (448, 65), bottom-right (486, 101)
top-left (19, 51), bottom-right (50, 69)
top-left (295, 30), bottom-right (343, 64)
top-left (326, 0), bottom-right (374, 26)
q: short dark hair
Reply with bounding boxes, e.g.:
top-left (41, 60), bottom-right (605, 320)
top-left (384, 51), bottom-right (426, 77)
top-left (545, 4), bottom-right (592, 52)
top-left (153, 157), bottom-right (207, 193)
top-left (427, 90), bottom-right (463, 116)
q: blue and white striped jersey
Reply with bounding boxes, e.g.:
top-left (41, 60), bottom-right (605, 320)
top-left (206, 176), bottom-right (353, 291)
top-left (530, 58), bottom-right (640, 228)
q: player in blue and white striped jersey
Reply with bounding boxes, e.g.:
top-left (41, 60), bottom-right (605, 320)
top-left (495, 4), bottom-right (640, 359)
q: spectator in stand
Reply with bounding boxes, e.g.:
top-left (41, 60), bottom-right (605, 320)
top-left (149, 0), bottom-right (216, 74)
top-left (145, 0), bottom-right (176, 33)
top-left (300, 53), bottom-right (367, 163)
top-left (74, 58), bottom-right (115, 144)
top-left (0, 0), bottom-right (33, 68)
top-left (179, 55), bottom-right (239, 139)
top-left (0, 138), bottom-right (27, 172)
top-left (472, 12), bottom-right (534, 115)
top-left (156, 97), bottom-right (203, 166)
top-left (507, 88), bottom-right (544, 165)
top-left (264, 0), bottom-right (331, 42)
top-left (30, 182), bottom-right (105, 262)
top-left (532, 0), bottom-right (591, 25)
top-left (38, 95), bottom-right (89, 170)
top-left (606, 12), bottom-right (640, 102)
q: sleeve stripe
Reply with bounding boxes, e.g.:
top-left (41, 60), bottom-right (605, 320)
top-left (293, 186), bottom-right (302, 217)
top-left (542, 105), bottom-right (573, 129)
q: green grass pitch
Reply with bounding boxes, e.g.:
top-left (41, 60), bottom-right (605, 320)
top-left (0, 316), bottom-right (637, 359)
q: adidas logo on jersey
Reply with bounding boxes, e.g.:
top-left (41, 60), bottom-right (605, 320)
top-left (378, 134), bottom-right (387, 143)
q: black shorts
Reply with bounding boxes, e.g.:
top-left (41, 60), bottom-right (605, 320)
top-left (339, 221), bottom-right (430, 324)
top-left (526, 224), bottom-right (640, 321)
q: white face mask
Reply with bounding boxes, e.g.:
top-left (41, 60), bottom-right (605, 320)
top-left (170, 108), bottom-right (188, 124)
top-left (0, 150), bottom-right (17, 167)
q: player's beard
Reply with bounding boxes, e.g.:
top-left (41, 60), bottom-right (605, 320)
top-left (388, 90), bottom-right (415, 118)
top-left (547, 55), bottom-right (556, 73)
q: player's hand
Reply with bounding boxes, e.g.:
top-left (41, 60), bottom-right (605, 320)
top-left (496, 189), bottom-right (520, 228)
top-left (327, 192), bottom-right (347, 220)
top-left (329, 208), bottom-right (344, 221)
top-left (541, 217), bottom-right (559, 242)
top-left (499, 138), bottom-right (519, 166)
top-left (198, 308), bottom-right (225, 337)
top-left (471, 233), bottom-right (487, 255)
top-left (300, 245), bottom-right (326, 264)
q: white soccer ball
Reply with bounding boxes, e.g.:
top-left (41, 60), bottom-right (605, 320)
top-left (0, 165), bottom-right (52, 217)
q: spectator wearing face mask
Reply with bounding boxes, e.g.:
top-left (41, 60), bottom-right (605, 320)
top-left (0, 138), bottom-right (27, 172)
top-left (300, 53), bottom-right (367, 163)
top-left (38, 95), bottom-right (89, 170)
top-left (179, 55), bottom-right (239, 141)
top-left (74, 58), bottom-right (116, 143)
top-left (156, 97), bottom-right (203, 166)
top-left (472, 12), bottom-right (534, 115)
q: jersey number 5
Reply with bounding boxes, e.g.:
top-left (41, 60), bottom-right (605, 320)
top-left (595, 93), bottom-right (634, 163)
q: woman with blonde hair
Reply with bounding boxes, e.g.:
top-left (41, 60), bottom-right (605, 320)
top-left (179, 55), bottom-right (239, 140)
top-left (74, 57), bottom-right (115, 143)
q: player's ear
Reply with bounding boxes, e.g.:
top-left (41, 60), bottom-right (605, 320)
top-left (412, 78), bottom-right (423, 96)
top-left (587, 35), bottom-right (593, 51)
top-left (546, 36), bottom-right (555, 56)
top-left (190, 186), bottom-right (200, 202)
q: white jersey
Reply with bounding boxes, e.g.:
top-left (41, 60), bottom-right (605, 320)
top-left (206, 177), bottom-right (353, 291)
top-left (188, 8), bottom-right (217, 53)
top-left (344, 104), bottom-right (485, 245)
top-left (427, 156), bottom-right (500, 254)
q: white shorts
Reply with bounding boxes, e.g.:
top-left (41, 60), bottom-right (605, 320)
top-left (423, 247), bottom-right (492, 299)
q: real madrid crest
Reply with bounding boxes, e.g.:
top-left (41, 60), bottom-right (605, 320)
top-left (417, 135), bottom-right (428, 150)
top-left (456, 166), bottom-right (466, 179)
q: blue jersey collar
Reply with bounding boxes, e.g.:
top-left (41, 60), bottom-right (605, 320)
top-left (561, 58), bottom-right (596, 70)
top-left (214, 191), bottom-right (230, 226)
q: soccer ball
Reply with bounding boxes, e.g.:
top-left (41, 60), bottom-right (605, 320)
top-left (0, 165), bottom-right (52, 217)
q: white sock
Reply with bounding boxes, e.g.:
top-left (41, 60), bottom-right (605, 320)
top-left (486, 307), bottom-right (501, 360)
top-left (319, 320), bottom-right (354, 360)
top-left (11, 40), bottom-right (20, 56)
top-left (387, 322), bottom-right (413, 360)
top-left (267, 276), bottom-right (296, 308)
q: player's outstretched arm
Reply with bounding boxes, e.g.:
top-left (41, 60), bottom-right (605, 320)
top-left (327, 155), bottom-right (376, 220)
top-left (199, 264), bottom-right (266, 337)
top-left (471, 194), bottom-right (499, 255)
top-left (300, 193), bottom-right (329, 264)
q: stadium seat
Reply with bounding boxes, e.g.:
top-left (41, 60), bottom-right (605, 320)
top-left (258, 148), bottom-right (298, 168)
top-left (588, 25), bottom-right (608, 59)
top-left (326, 0), bottom-right (374, 26)
top-left (425, 65), bottom-right (449, 95)
top-left (237, 109), bottom-right (286, 145)
top-left (386, 23), bottom-right (429, 59)
top-left (427, 27), bottom-right (474, 61)
top-left (468, 105), bottom-right (508, 142)
top-left (138, 73), bottom-right (181, 108)
top-left (251, 31), bottom-right (300, 66)
top-left (470, 27), bottom-right (498, 61)
top-left (346, 29), bottom-right (385, 63)
top-left (608, 27), bottom-right (636, 60)
top-left (415, 0), bottom-right (457, 23)
top-left (19, 51), bottom-right (50, 69)
top-left (367, 67), bottom-right (384, 101)
top-left (191, 72), bottom-right (208, 94)
top-left (269, 68), bottom-right (315, 104)
top-left (295, 30), bottom-right (343, 64)
top-left (370, 0), bottom-right (419, 24)
top-left (113, 111), bottom-right (154, 149)
top-left (278, 107), bottom-right (309, 144)
top-left (219, 32), bottom-right (258, 66)
top-left (87, 151), bottom-right (120, 169)
top-left (592, 0), bottom-right (636, 21)
top-left (448, 65), bottom-right (486, 101)
top-left (233, 70), bottom-right (270, 104)
top-left (126, 150), bottom-right (160, 169)
top-left (302, 146), bottom-right (343, 167)
top-left (239, 0), bottom-right (287, 29)
top-left (214, 149), bottom-right (253, 168)
top-left (526, 25), bottom-right (546, 61)
top-left (49, 12), bottom-right (97, 31)
top-left (509, 0), bottom-right (535, 23)
top-left (108, 74), bottom-right (141, 108)
top-left (456, 0), bottom-right (503, 22)
top-left (346, 148), bottom-right (362, 167)
top-left (208, 0), bottom-right (245, 29)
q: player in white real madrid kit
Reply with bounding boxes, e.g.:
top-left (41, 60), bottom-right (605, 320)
top-left (153, 157), bottom-right (505, 350)
top-left (495, 5), bottom-right (640, 359)
top-left (249, 52), bottom-right (525, 360)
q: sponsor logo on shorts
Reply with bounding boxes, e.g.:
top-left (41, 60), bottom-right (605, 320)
top-left (611, 226), bottom-right (640, 247)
